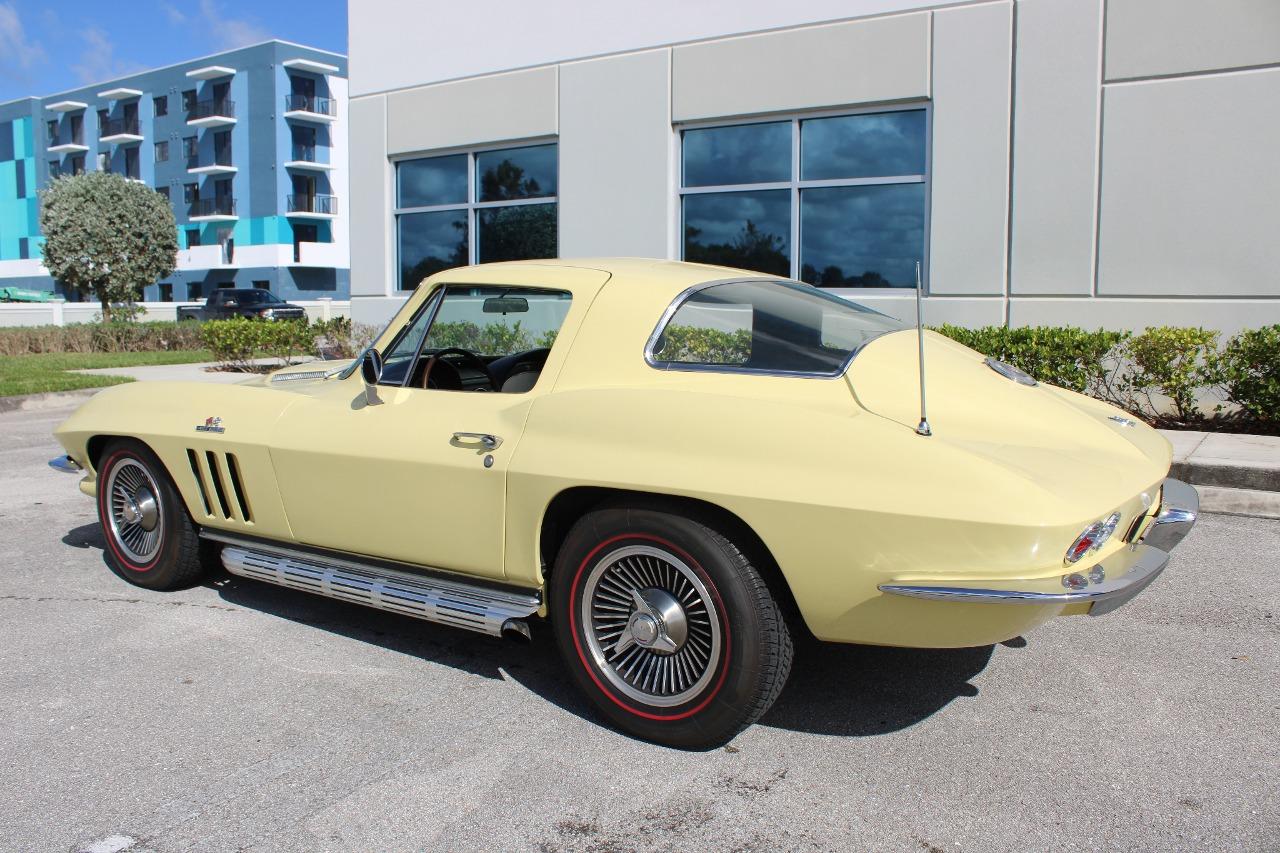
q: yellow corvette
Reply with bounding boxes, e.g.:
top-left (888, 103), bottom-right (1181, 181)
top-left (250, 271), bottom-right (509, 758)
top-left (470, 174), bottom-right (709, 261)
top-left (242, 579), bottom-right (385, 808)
top-left (50, 259), bottom-right (1198, 748)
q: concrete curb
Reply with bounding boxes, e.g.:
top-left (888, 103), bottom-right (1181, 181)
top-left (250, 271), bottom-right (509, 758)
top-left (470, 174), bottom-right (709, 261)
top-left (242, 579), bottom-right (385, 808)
top-left (1170, 460), bottom-right (1279, 493)
top-left (0, 388), bottom-right (102, 414)
top-left (1195, 485), bottom-right (1280, 520)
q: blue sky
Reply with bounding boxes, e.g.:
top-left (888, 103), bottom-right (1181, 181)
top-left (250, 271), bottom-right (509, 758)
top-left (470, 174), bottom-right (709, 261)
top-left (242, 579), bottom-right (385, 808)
top-left (0, 0), bottom-right (347, 103)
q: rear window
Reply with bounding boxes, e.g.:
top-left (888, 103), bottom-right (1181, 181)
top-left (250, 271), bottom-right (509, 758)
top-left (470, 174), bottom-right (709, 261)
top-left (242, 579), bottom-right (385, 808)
top-left (647, 280), bottom-right (902, 376)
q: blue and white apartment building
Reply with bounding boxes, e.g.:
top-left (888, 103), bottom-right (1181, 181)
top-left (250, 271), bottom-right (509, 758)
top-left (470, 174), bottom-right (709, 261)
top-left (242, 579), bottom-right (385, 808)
top-left (0, 40), bottom-right (349, 303)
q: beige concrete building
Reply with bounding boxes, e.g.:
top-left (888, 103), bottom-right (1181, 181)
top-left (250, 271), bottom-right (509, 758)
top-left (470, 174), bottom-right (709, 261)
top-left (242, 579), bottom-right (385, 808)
top-left (346, 0), bottom-right (1280, 333)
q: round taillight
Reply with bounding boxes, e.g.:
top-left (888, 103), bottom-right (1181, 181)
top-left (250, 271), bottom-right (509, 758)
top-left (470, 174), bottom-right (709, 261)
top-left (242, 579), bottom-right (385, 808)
top-left (1063, 512), bottom-right (1123, 566)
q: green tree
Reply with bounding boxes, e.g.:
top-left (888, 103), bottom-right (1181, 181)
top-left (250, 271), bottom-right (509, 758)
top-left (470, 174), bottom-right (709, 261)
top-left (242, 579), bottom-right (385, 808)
top-left (39, 172), bottom-right (178, 321)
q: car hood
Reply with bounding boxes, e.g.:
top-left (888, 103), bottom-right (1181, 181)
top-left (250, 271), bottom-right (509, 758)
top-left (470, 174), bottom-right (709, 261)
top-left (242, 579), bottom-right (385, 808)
top-left (844, 330), bottom-right (1171, 512)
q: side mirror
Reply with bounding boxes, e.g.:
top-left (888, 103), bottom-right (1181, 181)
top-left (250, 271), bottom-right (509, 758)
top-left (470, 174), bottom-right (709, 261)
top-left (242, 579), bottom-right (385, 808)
top-left (360, 349), bottom-right (383, 385)
top-left (224, 299), bottom-right (238, 308)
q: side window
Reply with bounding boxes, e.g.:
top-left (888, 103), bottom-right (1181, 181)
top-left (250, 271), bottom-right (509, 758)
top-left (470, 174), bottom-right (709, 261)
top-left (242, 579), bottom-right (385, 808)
top-left (377, 290), bottom-right (441, 386)
top-left (648, 279), bottom-right (902, 375)
top-left (423, 286), bottom-right (571, 357)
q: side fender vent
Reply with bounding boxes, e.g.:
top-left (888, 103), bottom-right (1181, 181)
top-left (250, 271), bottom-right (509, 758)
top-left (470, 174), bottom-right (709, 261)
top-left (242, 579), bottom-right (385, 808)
top-left (186, 449), bottom-right (213, 517)
top-left (225, 453), bottom-right (253, 523)
top-left (187, 449), bottom-right (254, 524)
top-left (205, 450), bottom-right (233, 519)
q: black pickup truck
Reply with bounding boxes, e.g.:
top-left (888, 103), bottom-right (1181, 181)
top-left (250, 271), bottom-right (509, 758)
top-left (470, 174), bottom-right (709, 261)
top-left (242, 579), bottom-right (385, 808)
top-left (176, 288), bottom-right (308, 322)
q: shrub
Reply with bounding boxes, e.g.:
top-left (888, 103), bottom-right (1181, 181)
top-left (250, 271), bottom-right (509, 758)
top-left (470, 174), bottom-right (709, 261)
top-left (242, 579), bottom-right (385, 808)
top-left (1120, 327), bottom-right (1222, 424)
top-left (933, 325), bottom-right (1127, 395)
top-left (199, 317), bottom-right (266, 371)
top-left (653, 325), bottom-right (752, 364)
top-left (0, 320), bottom-right (204, 356)
top-left (1220, 324), bottom-right (1280, 428)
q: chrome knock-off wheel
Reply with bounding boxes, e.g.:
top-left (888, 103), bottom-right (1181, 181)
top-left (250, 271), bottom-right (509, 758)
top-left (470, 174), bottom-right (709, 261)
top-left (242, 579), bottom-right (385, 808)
top-left (581, 544), bottom-right (722, 707)
top-left (105, 458), bottom-right (164, 564)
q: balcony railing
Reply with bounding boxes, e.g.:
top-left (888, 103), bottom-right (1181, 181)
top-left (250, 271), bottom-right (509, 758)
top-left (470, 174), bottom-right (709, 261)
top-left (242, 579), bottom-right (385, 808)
top-left (101, 117), bottom-right (140, 138)
top-left (291, 144), bottom-right (318, 162)
top-left (190, 197), bottom-right (237, 218)
top-left (284, 94), bottom-right (336, 117)
top-left (187, 99), bottom-right (236, 122)
top-left (287, 194), bottom-right (337, 215)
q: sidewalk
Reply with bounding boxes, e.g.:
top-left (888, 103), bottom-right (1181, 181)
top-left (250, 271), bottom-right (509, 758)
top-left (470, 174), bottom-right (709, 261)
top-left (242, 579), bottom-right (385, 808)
top-left (1161, 429), bottom-right (1280, 520)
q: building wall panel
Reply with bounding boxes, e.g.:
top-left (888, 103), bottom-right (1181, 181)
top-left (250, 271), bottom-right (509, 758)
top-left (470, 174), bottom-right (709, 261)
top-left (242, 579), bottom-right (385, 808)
top-left (559, 50), bottom-right (673, 259)
top-left (1096, 68), bottom-right (1280, 297)
top-left (385, 67), bottom-right (558, 156)
top-left (1104, 0), bottom-right (1280, 81)
top-left (348, 95), bottom-right (390, 299)
top-left (672, 12), bottom-right (930, 122)
top-left (1008, 0), bottom-right (1102, 296)
top-left (928, 1), bottom-right (1012, 296)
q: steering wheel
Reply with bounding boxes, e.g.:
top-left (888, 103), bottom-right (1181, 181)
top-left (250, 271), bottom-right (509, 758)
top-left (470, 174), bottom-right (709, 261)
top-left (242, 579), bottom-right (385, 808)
top-left (421, 347), bottom-right (494, 391)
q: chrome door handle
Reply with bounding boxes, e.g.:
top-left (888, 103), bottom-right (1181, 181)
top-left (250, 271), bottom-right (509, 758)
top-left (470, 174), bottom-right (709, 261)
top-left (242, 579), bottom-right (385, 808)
top-left (452, 432), bottom-right (502, 450)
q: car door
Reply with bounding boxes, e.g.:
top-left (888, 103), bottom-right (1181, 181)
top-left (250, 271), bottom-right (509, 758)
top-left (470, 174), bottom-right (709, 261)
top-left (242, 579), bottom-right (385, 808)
top-left (269, 272), bottom-right (601, 581)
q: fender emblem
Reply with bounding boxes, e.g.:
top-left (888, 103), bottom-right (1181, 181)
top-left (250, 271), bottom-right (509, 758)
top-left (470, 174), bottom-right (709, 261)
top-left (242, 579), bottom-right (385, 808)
top-left (196, 416), bottom-right (225, 434)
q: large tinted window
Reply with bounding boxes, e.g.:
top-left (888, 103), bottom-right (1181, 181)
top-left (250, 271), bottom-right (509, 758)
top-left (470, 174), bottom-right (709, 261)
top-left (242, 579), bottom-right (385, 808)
top-left (395, 144), bottom-right (558, 289)
top-left (679, 110), bottom-right (927, 288)
top-left (649, 280), bottom-right (902, 376)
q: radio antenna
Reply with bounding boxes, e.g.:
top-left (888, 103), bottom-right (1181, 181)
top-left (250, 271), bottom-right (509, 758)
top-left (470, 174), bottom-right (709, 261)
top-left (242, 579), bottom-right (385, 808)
top-left (914, 260), bottom-right (932, 437)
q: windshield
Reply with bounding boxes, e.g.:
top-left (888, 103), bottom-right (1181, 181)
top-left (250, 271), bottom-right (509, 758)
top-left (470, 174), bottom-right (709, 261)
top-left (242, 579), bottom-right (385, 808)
top-left (648, 280), bottom-right (903, 376)
top-left (236, 290), bottom-right (282, 305)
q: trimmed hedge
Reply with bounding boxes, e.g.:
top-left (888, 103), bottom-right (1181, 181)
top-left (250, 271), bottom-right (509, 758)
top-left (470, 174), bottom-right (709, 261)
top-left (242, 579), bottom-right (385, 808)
top-left (0, 321), bottom-right (203, 356)
top-left (934, 324), bottom-right (1279, 432)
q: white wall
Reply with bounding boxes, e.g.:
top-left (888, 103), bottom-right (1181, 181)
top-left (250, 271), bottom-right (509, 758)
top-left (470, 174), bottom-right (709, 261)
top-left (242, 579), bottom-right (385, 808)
top-left (0, 300), bottom-right (350, 327)
top-left (348, 0), bottom-right (943, 97)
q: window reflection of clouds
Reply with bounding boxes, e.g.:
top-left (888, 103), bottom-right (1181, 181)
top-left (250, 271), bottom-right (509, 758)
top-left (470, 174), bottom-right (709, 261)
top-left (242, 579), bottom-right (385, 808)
top-left (800, 184), bottom-right (924, 287)
top-left (683, 122), bottom-right (791, 187)
top-left (398, 154), bottom-right (467, 207)
top-left (476, 144), bottom-right (558, 200)
top-left (399, 210), bottom-right (466, 287)
top-left (801, 111), bottom-right (926, 180)
top-left (684, 191), bottom-right (790, 248)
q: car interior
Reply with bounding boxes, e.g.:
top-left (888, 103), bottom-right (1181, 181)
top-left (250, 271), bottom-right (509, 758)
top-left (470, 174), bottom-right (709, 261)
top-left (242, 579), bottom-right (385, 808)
top-left (377, 285), bottom-right (569, 393)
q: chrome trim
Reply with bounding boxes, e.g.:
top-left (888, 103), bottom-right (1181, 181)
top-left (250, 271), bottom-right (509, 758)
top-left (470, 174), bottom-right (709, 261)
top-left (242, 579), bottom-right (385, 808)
top-left (984, 357), bottom-right (1038, 386)
top-left (1142, 477), bottom-right (1199, 552)
top-left (642, 278), bottom-right (900, 380)
top-left (48, 455), bottom-right (82, 474)
top-left (452, 431), bottom-right (502, 450)
top-left (878, 543), bottom-right (1170, 611)
top-left (214, 537), bottom-right (540, 638)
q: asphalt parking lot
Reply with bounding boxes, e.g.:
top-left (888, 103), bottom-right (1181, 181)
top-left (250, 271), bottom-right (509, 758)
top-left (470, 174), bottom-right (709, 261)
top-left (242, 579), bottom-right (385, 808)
top-left (2, 402), bottom-right (1277, 852)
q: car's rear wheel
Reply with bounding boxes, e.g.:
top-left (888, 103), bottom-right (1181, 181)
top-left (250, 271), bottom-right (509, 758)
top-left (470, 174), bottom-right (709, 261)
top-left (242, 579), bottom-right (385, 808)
top-left (96, 439), bottom-right (206, 591)
top-left (551, 507), bottom-right (792, 749)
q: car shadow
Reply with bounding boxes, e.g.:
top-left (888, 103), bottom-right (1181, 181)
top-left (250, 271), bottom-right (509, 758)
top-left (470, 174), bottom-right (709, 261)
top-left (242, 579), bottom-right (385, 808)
top-left (60, 521), bottom-right (1000, 741)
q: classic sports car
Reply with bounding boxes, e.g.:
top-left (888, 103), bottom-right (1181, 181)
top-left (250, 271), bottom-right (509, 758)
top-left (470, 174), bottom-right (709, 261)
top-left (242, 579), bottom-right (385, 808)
top-left (50, 259), bottom-right (1198, 748)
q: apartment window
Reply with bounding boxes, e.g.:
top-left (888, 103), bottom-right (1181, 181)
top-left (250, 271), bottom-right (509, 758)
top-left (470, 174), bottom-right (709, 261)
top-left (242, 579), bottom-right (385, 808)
top-left (155, 140), bottom-right (169, 163)
top-left (70, 155), bottom-right (85, 175)
top-left (48, 160), bottom-right (60, 178)
top-left (183, 182), bottom-right (197, 203)
top-left (97, 109), bottom-right (109, 132)
top-left (394, 142), bottom-right (558, 290)
top-left (46, 119), bottom-right (57, 143)
top-left (97, 152), bottom-right (110, 173)
top-left (679, 108), bottom-right (928, 287)
top-left (123, 147), bottom-right (139, 179)
top-left (156, 185), bottom-right (170, 202)
top-left (181, 89), bottom-right (196, 111)
top-left (187, 282), bottom-right (203, 300)
top-left (14, 161), bottom-right (25, 198)
top-left (19, 237), bottom-right (29, 260)
top-left (186, 228), bottom-right (201, 247)
top-left (69, 114), bottom-right (83, 145)
top-left (158, 283), bottom-right (173, 301)
top-left (182, 135), bottom-right (197, 168)
top-left (153, 95), bottom-right (168, 117)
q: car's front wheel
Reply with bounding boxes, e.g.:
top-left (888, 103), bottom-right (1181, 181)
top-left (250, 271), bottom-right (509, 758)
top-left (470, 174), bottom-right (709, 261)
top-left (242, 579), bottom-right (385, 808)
top-left (551, 507), bottom-right (792, 749)
top-left (96, 439), bottom-right (207, 591)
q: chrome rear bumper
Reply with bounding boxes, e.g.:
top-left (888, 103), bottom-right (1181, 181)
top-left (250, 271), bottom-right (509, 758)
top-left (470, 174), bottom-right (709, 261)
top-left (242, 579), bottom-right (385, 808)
top-left (878, 477), bottom-right (1199, 616)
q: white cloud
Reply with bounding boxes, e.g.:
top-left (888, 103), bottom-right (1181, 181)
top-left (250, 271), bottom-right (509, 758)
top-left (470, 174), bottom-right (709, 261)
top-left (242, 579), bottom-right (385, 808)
top-left (160, 2), bottom-right (186, 25)
top-left (0, 3), bottom-right (48, 82)
top-left (197, 0), bottom-right (270, 50)
top-left (71, 27), bottom-right (146, 84)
